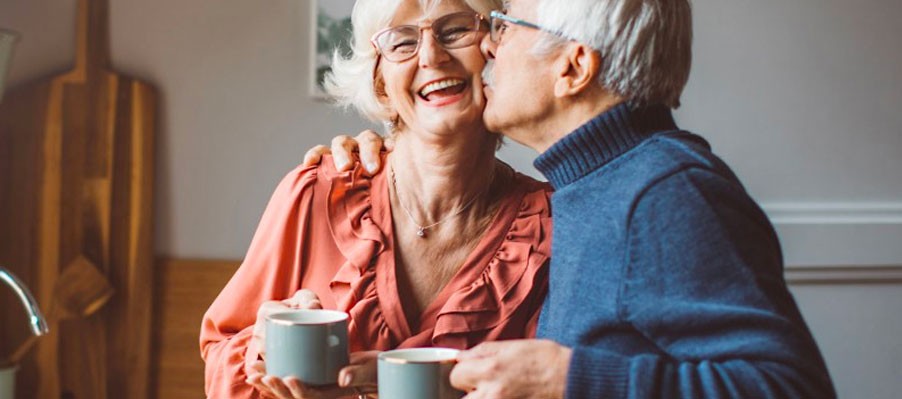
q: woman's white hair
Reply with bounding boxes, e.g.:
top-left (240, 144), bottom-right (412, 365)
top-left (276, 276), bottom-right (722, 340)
top-left (324, 0), bottom-right (502, 125)
top-left (535, 0), bottom-right (692, 108)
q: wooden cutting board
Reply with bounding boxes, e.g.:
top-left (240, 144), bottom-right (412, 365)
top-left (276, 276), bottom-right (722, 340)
top-left (0, 0), bottom-right (155, 397)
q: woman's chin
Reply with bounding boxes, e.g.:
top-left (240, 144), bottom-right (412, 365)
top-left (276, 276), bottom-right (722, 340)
top-left (410, 112), bottom-right (485, 137)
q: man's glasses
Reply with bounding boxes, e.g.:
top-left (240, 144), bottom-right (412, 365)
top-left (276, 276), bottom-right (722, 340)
top-left (488, 10), bottom-right (567, 43)
top-left (371, 12), bottom-right (488, 63)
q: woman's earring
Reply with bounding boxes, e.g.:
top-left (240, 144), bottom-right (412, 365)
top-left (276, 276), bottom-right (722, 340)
top-left (384, 116), bottom-right (399, 134)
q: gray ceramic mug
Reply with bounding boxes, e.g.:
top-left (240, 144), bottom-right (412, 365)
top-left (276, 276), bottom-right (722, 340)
top-left (265, 309), bottom-right (349, 385)
top-left (378, 348), bottom-right (464, 399)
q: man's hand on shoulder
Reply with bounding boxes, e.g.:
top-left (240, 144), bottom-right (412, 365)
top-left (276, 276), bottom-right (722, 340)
top-left (302, 129), bottom-right (391, 175)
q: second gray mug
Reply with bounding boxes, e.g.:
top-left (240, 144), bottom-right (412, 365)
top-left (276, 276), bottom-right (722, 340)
top-left (265, 309), bottom-right (349, 385)
top-left (378, 347), bottom-right (464, 399)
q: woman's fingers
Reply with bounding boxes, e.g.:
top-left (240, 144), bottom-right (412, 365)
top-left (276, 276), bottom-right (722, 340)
top-left (254, 289), bottom-right (323, 357)
top-left (349, 350), bottom-right (380, 364)
top-left (254, 300), bottom-right (291, 356)
top-left (339, 363), bottom-right (377, 388)
top-left (262, 375), bottom-right (294, 399)
top-left (283, 377), bottom-right (308, 399)
top-left (341, 351), bottom-right (380, 387)
top-left (246, 360), bottom-right (275, 397)
top-left (330, 135), bottom-right (358, 171)
top-left (282, 289), bottom-right (323, 309)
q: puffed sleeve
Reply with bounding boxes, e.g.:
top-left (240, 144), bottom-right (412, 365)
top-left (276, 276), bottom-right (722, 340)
top-left (199, 164), bottom-right (319, 398)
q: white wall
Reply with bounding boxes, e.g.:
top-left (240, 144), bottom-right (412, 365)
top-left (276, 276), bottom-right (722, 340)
top-left (790, 282), bottom-right (902, 399)
top-left (679, 0), bottom-right (902, 268)
top-left (2, 0), bottom-right (900, 262)
top-left (2, 0), bottom-right (901, 397)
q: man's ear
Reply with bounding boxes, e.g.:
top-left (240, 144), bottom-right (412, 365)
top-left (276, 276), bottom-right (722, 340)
top-left (553, 43), bottom-right (602, 98)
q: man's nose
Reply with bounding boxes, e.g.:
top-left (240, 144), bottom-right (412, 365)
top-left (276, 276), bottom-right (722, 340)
top-left (480, 34), bottom-right (497, 60)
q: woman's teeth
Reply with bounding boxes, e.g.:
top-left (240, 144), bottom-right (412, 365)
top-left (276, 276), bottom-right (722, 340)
top-left (419, 79), bottom-right (465, 98)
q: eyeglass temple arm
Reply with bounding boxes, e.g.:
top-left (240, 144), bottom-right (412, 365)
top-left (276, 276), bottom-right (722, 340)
top-left (489, 10), bottom-right (543, 30)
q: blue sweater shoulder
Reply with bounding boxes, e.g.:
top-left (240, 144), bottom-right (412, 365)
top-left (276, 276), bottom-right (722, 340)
top-left (564, 132), bottom-right (836, 399)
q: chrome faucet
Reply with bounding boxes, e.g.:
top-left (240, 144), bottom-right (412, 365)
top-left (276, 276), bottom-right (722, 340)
top-left (0, 266), bottom-right (49, 336)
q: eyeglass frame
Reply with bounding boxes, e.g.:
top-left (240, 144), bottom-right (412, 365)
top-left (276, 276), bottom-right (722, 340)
top-left (488, 10), bottom-right (569, 43)
top-left (370, 11), bottom-right (489, 63)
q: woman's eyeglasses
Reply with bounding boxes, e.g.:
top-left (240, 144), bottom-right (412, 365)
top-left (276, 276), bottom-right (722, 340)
top-left (371, 12), bottom-right (488, 63)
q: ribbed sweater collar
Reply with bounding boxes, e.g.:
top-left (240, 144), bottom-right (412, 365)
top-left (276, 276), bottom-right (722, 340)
top-left (533, 103), bottom-right (677, 189)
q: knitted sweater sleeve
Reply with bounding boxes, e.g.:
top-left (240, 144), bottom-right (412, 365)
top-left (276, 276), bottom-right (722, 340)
top-left (565, 168), bottom-right (835, 399)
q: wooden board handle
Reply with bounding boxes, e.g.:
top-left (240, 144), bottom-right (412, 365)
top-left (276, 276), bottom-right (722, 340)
top-left (74, 0), bottom-right (110, 74)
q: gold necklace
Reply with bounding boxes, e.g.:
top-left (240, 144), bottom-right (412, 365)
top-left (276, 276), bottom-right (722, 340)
top-left (389, 164), bottom-right (490, 238)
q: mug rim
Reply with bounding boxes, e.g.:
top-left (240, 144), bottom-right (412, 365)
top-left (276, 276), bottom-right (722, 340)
top-left (265, 309), bottom-right (349, 326)
top-left (378, 347), bottom-right (460, 365)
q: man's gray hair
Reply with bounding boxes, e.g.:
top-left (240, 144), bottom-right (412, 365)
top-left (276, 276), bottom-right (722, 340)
top-left (535, 0), bottom-right (692, 108)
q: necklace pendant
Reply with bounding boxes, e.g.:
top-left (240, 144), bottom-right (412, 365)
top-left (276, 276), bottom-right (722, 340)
top-left (416, 228), bottom-right (426, 238)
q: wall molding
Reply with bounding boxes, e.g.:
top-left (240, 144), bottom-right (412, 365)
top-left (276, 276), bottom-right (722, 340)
top-left (760, 202), bottom-right (902, 267)
top-left (763, 202), bottom-right (902, 225)
top-left (785, 265), bottom-right (902, 285)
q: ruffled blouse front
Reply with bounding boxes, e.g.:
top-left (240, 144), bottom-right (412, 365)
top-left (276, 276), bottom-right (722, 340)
top-left (326, 157), bottom-right (553, 351)
top-left (200, 155), bottom-right (552, 397)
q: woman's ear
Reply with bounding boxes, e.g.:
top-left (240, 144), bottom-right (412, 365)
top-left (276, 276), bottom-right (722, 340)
top-left (553, 43), bottom-right (602, 98)
top-left (373, 63), bottom-right (392, 105)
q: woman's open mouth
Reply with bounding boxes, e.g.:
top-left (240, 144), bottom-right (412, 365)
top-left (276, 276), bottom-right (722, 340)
top-left (418, 78), bottom-right (468, 106)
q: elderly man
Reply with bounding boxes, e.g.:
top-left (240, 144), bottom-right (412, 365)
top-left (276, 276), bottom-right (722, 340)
top-left (309, 0), bottom-right (835, 397)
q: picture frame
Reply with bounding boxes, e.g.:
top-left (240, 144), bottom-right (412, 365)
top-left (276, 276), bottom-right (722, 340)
top-left (310, 0), bottom-right (356, 98)
top-left (0, 29), bottom-right (20, 102)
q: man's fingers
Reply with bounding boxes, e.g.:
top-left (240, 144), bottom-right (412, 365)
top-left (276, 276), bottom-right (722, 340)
top-left (355, 130), bottom-right (385, 174)
top-left (331, 135), bottom-right (359, 171)
top-left (302, 145), bottom-right (331, 167)
top-left (450, 356), bottom-right (495, 393)
top-left (457, 341), bottom-right (501, 360)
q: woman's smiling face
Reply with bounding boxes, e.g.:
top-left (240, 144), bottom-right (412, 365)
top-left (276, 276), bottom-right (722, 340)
top-left (376, 0), bottom-right (489, 137)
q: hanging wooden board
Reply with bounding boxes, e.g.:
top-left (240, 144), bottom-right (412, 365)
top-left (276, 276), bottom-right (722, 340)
top-left (0, 0), bottom-right (155, 397)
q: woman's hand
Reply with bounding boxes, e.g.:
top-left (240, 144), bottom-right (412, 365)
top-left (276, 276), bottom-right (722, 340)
top-left (245, 351), bottom-right (380, 399)
top-left (302, 129), bottom-right (390, 175)
top-left (252, 289), bottom-right (324, 360)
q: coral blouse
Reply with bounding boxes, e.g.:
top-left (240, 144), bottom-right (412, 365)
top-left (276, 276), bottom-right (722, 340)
top-left (200, 156), bottom-right (552, 398)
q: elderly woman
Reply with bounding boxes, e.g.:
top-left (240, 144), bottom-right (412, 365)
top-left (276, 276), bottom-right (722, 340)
top-left (199, 0), bottom-right (552, 398)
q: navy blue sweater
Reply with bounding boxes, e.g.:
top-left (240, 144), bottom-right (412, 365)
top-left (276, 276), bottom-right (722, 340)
top-left (534, 104), bottom-right (835, 398)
